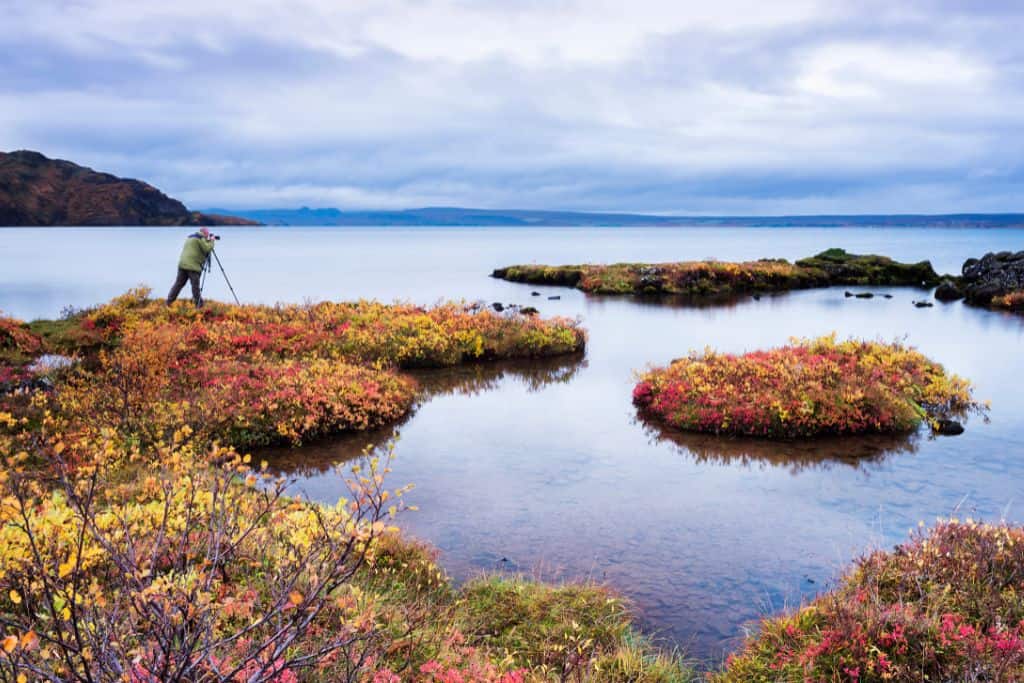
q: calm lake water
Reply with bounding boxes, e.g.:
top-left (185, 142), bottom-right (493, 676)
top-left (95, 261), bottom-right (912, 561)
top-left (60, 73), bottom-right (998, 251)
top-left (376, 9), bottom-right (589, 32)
top-left (3, 226), bottom-right (1024, 663)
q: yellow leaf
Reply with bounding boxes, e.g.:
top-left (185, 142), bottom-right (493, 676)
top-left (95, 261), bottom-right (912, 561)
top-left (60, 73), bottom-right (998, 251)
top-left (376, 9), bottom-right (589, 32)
top-left (2, 635), bottom-right (16, 653)
top-left (288, 590), bottom-right (303, 606)
top-left (59, 560), bottom-right (74, 579)
top-left (17, 674), bottom-right (26, 683)
top-left (8, 590), bottom-right (20, 605)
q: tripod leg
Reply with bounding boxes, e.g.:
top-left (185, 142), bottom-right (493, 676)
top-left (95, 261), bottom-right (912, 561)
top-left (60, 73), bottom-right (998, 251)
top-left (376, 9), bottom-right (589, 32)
top-left (212, 250), bottom-right (241, 304)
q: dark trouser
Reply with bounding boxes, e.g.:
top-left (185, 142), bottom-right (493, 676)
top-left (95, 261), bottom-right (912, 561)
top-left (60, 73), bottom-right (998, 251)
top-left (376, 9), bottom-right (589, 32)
top-left (167, 268), bottom-right (202, 306)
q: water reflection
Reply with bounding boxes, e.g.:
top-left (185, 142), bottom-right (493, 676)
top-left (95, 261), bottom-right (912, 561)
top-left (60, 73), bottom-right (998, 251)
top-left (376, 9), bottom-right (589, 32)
top-left (637, 417), bottom-right (920, 473)
top-left (261, 354), bottom-right (586, 476)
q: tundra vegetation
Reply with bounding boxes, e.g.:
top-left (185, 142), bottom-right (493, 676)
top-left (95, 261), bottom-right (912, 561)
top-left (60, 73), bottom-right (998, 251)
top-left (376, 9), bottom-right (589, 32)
top-left (633, 335), bottom-right (984, 439)
top-left (714, 520), bottom-right (1024, 681)
top-left (0, 292), bottom-right (695, 682)
top-left (1, 292), bottom-right (1020, 681)
top-left (492, 249), bottom-right (941, 298)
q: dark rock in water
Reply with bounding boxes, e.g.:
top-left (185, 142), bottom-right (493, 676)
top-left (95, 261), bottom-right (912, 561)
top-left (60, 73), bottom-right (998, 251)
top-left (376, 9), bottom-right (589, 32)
top-left (883, 294), bottom-right (893, 299)
top-left (520, 306), bottom-right (539, 316)
top-left (531, 291), bottom-right (541, 296)
top-left (844, 291), bottom-right (854, 298)
top-left (934, 279), bottom-right (964, 302)
top-left (854, 292), bottom-right (874, 299)
top-left (960, 251), bottom-right (1024, 304)
top-left (491, 302), bottom-right (505, 312)
top-left (933, 419), bottom-right (965, 436)
top-left (913, 300), bottom-right (934, 308)
top-left (752, 294), bottom-right (761, 300)
top-left (547, 295), bottom-right (561, 300)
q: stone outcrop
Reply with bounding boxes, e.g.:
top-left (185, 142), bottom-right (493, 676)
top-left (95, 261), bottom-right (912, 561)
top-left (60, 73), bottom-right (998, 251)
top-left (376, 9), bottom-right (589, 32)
top-left (0, 150), bottom-right (258, 226)
top-left (960, 251), bottom-right (1024, 305)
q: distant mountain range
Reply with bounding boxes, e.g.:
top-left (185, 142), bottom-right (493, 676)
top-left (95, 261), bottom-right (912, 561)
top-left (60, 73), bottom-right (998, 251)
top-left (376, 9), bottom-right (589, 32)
top-left (3, 150), bottom-right (1022, 228)
top-left (0, 150), bottom-right (256, 226)
top-left (209, 206), bottom-right (1024, 228)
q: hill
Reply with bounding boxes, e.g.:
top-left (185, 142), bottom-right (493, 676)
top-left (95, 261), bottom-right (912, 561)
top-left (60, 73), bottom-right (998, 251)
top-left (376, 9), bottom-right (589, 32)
top-left (0, 150), bottom-right (257, 226)
top-left (208, 205), bottom-right (1024, 227)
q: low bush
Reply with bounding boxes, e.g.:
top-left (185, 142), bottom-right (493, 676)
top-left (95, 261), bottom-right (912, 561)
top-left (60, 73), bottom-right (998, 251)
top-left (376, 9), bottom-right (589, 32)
top-left (633, 335), bottom-right (983, 438)
top-left (715, 520), bottom-right (1024, 682)
top-left (992, 289), bottom-right (1024, 311)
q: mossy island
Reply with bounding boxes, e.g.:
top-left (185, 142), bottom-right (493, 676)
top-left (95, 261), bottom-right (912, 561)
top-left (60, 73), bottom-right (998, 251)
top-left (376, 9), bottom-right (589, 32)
top-left (493, 248), bottom-right (941, 298)
top-left (633, 335), bottom-right (984, 439)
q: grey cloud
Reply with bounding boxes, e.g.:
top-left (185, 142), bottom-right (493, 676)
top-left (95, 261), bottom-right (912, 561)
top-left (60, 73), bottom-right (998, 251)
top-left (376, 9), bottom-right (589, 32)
top-left (2, 1), bottom-right (1023, 213)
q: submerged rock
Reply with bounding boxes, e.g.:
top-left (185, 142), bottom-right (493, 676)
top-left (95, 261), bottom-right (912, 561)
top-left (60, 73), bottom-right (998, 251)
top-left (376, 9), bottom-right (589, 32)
top-left (854, 292), bottom-right (874, 299)
top-left (520, 306), bottom-right (539, 316)
top-left (491, 302), bottom-right (505, 312)
top-left (547, 295), bottom-right (561, 300)
top-left (913, 300), bottom-right (934, 308)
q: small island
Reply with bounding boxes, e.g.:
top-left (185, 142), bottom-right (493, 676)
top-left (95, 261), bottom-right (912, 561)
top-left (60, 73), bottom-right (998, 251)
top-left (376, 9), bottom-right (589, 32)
top-left (493, 248), bottom-right (941, 298)
top-left (633, 335), bottom-right (983, 438)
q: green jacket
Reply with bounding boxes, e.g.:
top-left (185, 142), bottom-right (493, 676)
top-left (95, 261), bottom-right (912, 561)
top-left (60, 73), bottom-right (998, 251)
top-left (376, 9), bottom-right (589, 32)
top-left (178, 234), bottom-right (215, 272)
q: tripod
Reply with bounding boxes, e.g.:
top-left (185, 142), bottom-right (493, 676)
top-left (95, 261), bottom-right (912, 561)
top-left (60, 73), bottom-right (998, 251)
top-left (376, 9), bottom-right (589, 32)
top-left (200, 249), bottom-right (241, 305)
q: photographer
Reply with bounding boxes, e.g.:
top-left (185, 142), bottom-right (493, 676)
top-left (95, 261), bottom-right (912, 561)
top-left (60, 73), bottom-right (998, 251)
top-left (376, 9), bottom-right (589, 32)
top-left (166, 227), bottom-right (218, 307)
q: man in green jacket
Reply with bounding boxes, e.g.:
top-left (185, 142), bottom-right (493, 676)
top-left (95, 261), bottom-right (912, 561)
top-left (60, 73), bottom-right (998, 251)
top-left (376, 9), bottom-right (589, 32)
top-left (166, 227), bottom-right (216, 306)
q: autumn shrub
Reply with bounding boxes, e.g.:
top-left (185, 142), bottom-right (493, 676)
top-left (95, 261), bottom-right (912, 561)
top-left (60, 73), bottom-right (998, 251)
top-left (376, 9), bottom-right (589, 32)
top-left (992, 289), bottom-right (1024, 311)
top-left (0, 418), bottom-right (414, 683)
top-left (0, 315), bottom-right (45, 390)
top-left (55, 320), bottom-right (418, 450)
top-left (633, 335), bottom-right (984, 438)
top-left (714, 520), bottom-right (1024, 682)
top-left (40, 290), bottom-right (585, 367)
top-left (24, 287), bottom-right (585, 452)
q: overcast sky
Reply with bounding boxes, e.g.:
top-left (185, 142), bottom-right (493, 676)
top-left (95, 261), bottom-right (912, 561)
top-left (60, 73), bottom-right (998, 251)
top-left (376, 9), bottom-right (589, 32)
top-left (3, 1), bottom-right (1023, 213)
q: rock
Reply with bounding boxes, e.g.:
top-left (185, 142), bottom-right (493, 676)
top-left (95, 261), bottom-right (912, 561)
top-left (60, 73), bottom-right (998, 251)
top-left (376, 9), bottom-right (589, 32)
top-left (752, 294), bottom-right (761, 301)
top-left (520, 306), bottom-right (539, 316)
top-left (960, 251), bottom-right (1024, 305)
top-left (934, 279), bottom-right (963, 302)
top-left (844, 291), bottom-right (854, 298)
top-left (491, 302), bottom-right (504, 312)
top-left (531, 291), bottom-right (541, 296)
top-left (932, 419), bottom-right (965, 436)
top-left (883, 294), bottom-right (893, 299)
top-left (854, 292), bottom-right (874, 299)
top-left (547, 295), bottom-right (561, 300)
top-left (913, 300), bottom-right (934, 308)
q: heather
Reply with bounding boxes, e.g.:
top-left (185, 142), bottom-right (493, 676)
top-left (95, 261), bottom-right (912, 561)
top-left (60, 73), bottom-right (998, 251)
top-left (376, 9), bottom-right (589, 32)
top-left (633, 336), bottom-right (983, 438)
top-left (492, 249), bottom-right (941, 297)
top-left (5, 288), bottom-right (585, 450)
top-left (0, 292), bottom-right (698, 681)
top-left (715, 520), bottom-right (1024, 682)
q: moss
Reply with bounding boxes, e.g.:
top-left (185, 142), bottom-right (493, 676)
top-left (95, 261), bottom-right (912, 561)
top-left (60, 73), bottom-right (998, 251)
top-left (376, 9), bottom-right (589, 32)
top-left (494, 249), bottom-right (944, 299)
top-left (455, 574), bottom-right (694, 681)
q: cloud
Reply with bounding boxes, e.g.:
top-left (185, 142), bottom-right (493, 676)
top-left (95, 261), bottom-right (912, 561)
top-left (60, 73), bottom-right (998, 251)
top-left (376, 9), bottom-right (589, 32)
top-left (2, 0), bottom-right (1023, 213)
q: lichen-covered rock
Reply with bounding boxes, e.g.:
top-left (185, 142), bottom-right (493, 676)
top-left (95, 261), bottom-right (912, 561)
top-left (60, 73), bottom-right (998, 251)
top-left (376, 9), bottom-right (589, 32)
top-left (961, 251), bottom-right (1024, 304)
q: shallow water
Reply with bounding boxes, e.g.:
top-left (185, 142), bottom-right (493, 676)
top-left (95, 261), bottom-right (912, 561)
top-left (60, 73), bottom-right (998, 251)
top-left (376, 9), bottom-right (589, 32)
top-left (3, 226), bottom-right (1024, 662)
